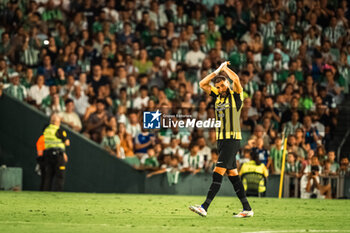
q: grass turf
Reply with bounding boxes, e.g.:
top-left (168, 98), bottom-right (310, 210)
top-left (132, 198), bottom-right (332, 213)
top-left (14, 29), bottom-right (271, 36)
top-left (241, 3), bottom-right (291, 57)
top-left (0, 191), bottom-right (349, 233)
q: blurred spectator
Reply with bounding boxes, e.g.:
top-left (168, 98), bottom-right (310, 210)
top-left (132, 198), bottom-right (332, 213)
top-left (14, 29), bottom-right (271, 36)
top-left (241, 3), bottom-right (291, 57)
top-left (134, 127), bottom-right (156, 158)
top-left (37, 55), bottom-right (56, 86)
top-left (300, 165), bottom-right (331, 199)
top-left (4, 72), bottom-right (27, 101)
top-left (84, 99), bottom-right (110, 142)
top-left (147, 156), bottom-right (180, 185)
top-left (285, 152), bottom-right (302, 178)
top-left (133, 85), bottom-right (149, 110)
top-left (303, 115), bottom-right (320, 150)
top-left (268, 137), bottom-right (283, 174)
top-left (340, 157), bottom-right (350, 176)
top-left (181, 144), bottom-right (203, 174)
top-left (304, 156), bottom-right (323, 174)
top-left (185, 40), bottom-right (205, 69)
top-left (327, 151), bottom-right (340, 175)
top-left (197, 136), bottom-right (211, 163)
top-left (118, 123), bottom-right (134, 158)
top-left (252, 138), bottom-right (269, 166)
top-left (283, 111), bottom-right (303, 137)
top-left (59, 99), bottom-right (82, 132)
top-left (142, 148), bottom-right (160, 170)
top-left (126, 111), bottom-right (141, 138)
top-left (28, 75), bottom-right (49, 106)
top-left (163, 137), bottom-right (185, 160)
top-left (71, 85), bottom-right (89, 117)
top-left (101, 127), bottom-right (121, 158)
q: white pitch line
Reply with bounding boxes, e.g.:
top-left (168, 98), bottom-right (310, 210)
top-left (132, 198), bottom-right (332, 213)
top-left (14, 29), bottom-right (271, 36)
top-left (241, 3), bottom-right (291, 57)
top-left (243, 230), bottom-right (350, 233)
top-left (0, 221), bottom-right (111, 227)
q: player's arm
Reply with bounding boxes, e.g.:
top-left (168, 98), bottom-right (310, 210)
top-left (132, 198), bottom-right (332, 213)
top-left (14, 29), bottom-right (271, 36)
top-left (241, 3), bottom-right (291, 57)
top-left (222, 64), bottom-right (243, 93)
top-left (199, 62), bottom-right (228, 95)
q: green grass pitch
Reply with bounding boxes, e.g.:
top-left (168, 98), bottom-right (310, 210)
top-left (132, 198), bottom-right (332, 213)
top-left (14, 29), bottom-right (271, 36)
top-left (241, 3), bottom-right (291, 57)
top-left (0, 191), bottom-right (349, 233)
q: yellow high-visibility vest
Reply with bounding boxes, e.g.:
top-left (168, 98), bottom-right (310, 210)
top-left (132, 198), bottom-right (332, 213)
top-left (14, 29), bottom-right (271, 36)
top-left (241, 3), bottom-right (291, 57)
top-left (43, 124), bottom-right (65, 150)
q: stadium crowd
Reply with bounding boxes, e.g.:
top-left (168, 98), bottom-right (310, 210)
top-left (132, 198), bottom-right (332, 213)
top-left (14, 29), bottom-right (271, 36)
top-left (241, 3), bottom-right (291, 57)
top-left (1, 0), bottom-right (350, 192)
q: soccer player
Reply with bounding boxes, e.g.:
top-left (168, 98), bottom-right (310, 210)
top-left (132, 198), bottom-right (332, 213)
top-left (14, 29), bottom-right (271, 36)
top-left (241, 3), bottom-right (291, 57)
top-left (189, 61), bottom-right (253, 218)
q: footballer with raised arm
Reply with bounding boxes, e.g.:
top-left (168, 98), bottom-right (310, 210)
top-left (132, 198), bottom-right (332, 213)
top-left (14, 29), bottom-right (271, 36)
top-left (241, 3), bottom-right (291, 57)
top-left (189, 61), bottom-right (253, 218)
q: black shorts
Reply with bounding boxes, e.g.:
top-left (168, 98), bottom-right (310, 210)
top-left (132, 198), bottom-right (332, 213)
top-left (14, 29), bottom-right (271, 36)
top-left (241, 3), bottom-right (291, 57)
top-left (216, 139), bottom-right (240, 170)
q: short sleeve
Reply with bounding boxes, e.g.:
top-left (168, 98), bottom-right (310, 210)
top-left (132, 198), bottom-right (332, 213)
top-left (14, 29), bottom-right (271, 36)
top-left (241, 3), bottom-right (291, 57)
top-left (210, 85), bottom-right (219, 98)
top-left (233, 92), bottom-right (243, 110)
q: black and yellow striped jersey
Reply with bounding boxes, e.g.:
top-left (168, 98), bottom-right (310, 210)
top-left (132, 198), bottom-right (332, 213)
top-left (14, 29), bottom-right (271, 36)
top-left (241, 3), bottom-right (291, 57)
top-left (210, 85), bottom-right (243, 140)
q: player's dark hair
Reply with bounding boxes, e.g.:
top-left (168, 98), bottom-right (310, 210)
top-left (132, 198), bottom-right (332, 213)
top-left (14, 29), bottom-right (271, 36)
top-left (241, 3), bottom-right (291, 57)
top-left (213, 75), bottom-right (226, 84)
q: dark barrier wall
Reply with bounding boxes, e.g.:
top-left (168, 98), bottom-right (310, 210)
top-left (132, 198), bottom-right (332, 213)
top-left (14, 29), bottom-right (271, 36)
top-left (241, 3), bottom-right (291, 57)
top-left (145, 173), bottom-right (280, 197)
top-left (0, 95), bottom-right (145, 193)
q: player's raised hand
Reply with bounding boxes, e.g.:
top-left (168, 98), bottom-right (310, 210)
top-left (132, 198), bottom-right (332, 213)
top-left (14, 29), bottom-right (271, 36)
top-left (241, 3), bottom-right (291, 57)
top-left (222, 61), bottom-right (231, 71)
top-left (214, 61), bottom-right (229, 75)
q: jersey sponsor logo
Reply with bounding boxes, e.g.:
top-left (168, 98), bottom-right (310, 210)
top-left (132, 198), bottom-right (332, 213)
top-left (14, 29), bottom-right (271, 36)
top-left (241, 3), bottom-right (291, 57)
top-left (215, 103), bottom-right (231, 112)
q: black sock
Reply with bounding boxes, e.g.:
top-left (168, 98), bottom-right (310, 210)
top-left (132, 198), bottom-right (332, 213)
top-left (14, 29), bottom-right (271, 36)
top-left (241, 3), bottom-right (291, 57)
top-left (228, 175), bottom-right (252, 211)
top-left (202, 172), bottom-right (223, 211)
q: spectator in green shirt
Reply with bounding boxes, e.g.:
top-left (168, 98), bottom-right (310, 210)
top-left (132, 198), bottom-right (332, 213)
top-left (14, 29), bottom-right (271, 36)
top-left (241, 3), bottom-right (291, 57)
top-left (205, 18), bottom-right (221, 49)
top-left (164, 78), bottom-right (177, 101)
top-left (268, 137), bottom-right (285, 174)
top-left (134, 49), bottom-right (153, 74)
top-left (101, 127), bottom-right (121, 158)
top-left (143, 148), bottom-right (160, 170)
top-left (285, 152), bottom-right (302, 177)
top-left (228, 41), bottom-right (247, 71)
top-left (327, 151), bottom-right (340, 175)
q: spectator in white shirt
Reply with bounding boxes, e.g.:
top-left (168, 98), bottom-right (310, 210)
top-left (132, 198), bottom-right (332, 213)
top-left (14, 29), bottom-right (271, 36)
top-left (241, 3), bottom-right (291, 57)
top-left (149, 0), bottom-right (168, 29)
top-left (133, 85), bottom-right (149, 110)
top-left (197, 136), bottom-right (212, 161)
top-left (102, 0), bottom-right (119, 22)
top-left (28, 74), bottom-right (49, 106)
top-left (300, 165), bottom-right (331, 199)
top-left (59, 99), bottom-right (82, 132)
top-left (71, 85), bottom-right (89, 117)
top-left (163, 137), bottom-right (185, 159)
top-left (185, 40), bottom-right (206, 68)
top-left (74, 72), bottom-right (88, 94)
top-left (126, 111), bottom-right (141, 138)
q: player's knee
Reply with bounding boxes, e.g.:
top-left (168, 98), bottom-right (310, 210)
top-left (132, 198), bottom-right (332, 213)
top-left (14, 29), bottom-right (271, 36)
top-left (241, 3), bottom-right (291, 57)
top-left (226, 169), bottom-right (238, 176)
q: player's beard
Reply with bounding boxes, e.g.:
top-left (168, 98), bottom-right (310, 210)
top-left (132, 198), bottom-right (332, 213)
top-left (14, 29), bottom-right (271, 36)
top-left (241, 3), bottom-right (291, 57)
top-left (219, 89), bottom-right (230, 98)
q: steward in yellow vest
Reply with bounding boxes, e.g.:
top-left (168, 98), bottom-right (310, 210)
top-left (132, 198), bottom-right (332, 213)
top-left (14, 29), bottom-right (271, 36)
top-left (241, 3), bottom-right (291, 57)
top-left (42, 113), bottom-right (70, 191)
top-left (239, 151), bottom-right (269, 193)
